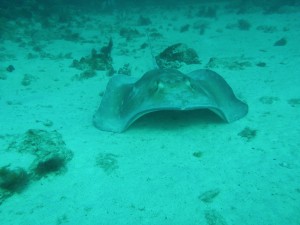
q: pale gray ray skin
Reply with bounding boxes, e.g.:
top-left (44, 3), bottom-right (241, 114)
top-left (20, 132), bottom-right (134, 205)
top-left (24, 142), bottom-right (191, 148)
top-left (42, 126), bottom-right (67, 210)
top-left (93, 69), bottom-right (248, 133)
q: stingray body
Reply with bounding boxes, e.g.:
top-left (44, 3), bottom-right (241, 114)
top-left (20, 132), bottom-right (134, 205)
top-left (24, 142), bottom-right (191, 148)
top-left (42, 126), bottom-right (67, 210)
top-left (93, 69), bottom-right (248, 132)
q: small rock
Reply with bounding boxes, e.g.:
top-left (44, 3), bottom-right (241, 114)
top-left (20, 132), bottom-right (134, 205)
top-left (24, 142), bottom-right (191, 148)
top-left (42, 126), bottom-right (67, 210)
top-left (21, 74), bottom-right (36, 86)
top-left (6, 65), bottom-right (15, 72)
top-left (274, 38), bottom-right (287, 46)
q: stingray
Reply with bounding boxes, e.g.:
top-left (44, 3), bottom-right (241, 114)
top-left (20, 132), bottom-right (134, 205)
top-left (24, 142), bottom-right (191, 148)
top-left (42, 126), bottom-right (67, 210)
top-left (93, 68), bottom-right (248, 132)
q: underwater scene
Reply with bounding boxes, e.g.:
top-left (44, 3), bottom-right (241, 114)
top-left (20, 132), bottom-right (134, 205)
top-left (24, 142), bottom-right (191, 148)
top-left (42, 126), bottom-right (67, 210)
top-left (0, 0), bottom-right (299, 224)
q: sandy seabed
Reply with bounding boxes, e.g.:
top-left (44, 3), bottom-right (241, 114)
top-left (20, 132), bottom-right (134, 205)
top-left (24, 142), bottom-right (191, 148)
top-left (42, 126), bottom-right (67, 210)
top-left (0, 2), bottom-right (300, 225)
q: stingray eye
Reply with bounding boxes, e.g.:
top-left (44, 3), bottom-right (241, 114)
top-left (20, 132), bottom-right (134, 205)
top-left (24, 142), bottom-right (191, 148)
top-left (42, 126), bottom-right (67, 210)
top-left (149, 80), bottom-right (159, 94)
top-left (157, 81), bottom-right (164, 90)
top-left (185, 78), bottom-right (196, 91)
top-left (185, 78), bottom-right (192, 88)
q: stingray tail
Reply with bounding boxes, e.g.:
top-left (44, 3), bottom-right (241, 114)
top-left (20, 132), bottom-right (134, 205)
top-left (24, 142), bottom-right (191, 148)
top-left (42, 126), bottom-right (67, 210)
top-left (146, 32), bottom-right (159, 69)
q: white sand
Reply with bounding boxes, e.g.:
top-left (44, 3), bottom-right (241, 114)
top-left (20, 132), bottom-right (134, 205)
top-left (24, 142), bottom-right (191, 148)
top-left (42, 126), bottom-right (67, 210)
top-left (0, 2), bottom-right (299, 225)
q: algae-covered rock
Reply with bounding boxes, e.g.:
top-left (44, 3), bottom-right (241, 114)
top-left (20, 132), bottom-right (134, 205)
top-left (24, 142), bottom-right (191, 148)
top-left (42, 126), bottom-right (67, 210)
top-left (1, 129), bottom-right (73, 204)
top-left (205, 57), bottom-right (252, 70)
top-left (155, 43), bottom-right (200, 69)
top-left (0, 166), bottom-right (30, 205)
top-left (71, 48), bottom-right (113, 72)
top-left (8, 129), bottom-right (73, 178)
top-left (71, 38), bottom-right (114, 77)
top-left (0, 166), bottom-right (30, 193)
top-left (119, 27), bottom-right (141, 40)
